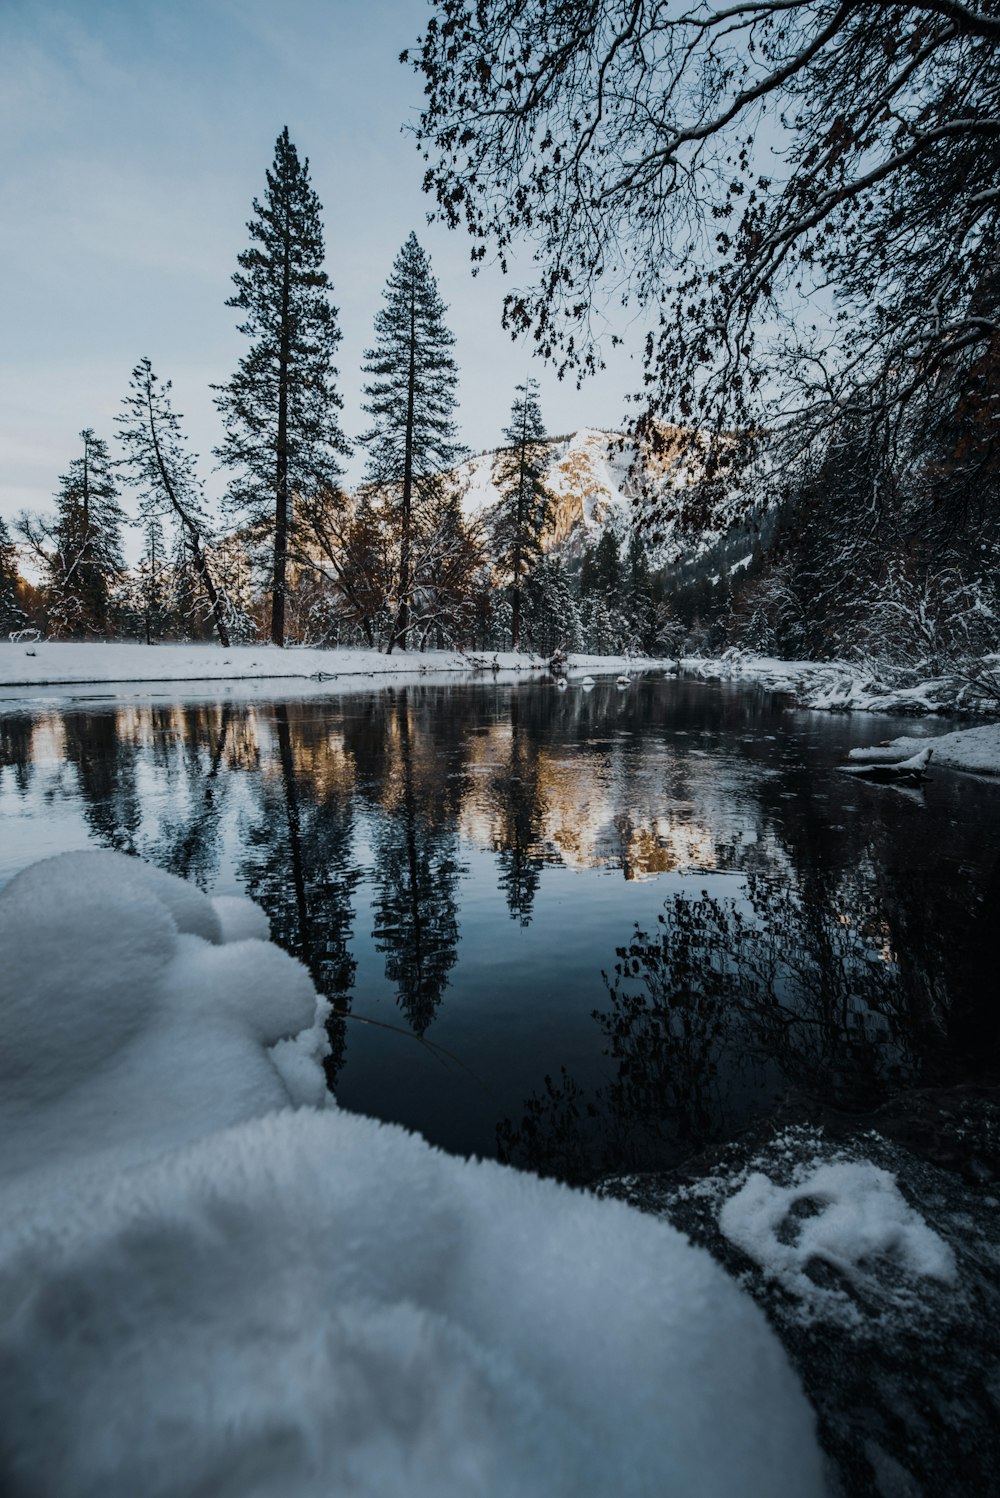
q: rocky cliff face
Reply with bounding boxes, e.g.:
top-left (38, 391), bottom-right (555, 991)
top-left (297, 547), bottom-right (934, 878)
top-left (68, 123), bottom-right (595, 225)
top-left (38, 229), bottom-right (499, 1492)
top-left (457, 426), bottom-right (746, 570)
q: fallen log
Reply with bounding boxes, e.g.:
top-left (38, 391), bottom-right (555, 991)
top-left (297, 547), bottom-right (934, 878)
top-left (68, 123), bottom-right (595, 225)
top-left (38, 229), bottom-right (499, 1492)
top-left (841, 746), bottom-right (933, 783)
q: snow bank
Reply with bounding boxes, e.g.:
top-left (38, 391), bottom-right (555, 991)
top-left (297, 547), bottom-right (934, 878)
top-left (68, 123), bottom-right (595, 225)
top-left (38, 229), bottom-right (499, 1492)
top-left (683, 648), bottom-right (1000, 716)
top-left (0, 641), bottom-right (675, 691)
top-left (0, 851), bottom-right (823, 1498)
top-left (848, 723), bottom-right (1000, 777)
top-left (0, 850), bottom-right (330, 1189)
top-left (0, 641), bottom-right (548, 688)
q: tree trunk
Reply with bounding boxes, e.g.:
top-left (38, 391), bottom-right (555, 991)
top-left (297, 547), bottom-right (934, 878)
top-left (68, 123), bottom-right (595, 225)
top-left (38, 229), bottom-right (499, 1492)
top-left (191, 538), bottom-right (230, 649)
top-left (511, 407), bottom-right (530, 652)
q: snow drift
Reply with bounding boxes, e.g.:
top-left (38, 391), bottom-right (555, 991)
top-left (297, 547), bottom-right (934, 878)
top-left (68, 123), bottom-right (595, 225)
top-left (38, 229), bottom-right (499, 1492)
top-left (0, 850), bottom-right (823, 1497)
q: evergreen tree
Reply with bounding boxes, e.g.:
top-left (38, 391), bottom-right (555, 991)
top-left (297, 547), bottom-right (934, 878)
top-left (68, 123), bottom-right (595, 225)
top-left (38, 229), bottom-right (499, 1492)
top-left (411, 482), bottom-right (483, 649)
top-left (20, 430), bottom-right (126, 637)
top-left (0, 517), bottom-right (28, 635)
top-left (118, 358), bottom-right (230, 647)
top-left (214, 127), bottom-right (348, 647)
top-left (622, 531), bottom-right (657, 652)
top-left (522, 556), bottom-right (580, 656)
top-left (360, 233), bottom-right (464, 653)
top-left (577, 527), bottom-right (630, 652)
top-left (625, 530), bottom-right (652, 598)
top-left (590, 528), bottom-right (622, 601)
top-left (133, 516), bottom-right (169, 644)
top-left (491, 379), bottom-right (552, 650)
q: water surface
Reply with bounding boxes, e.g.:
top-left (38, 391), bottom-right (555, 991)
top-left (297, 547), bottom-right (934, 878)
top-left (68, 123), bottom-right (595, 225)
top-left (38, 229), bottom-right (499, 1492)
top-left (2, 675), bottom-right (997, 1180)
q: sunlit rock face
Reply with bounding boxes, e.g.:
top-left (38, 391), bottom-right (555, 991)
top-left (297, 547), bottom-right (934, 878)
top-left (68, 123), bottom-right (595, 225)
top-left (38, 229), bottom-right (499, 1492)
top-left (457, 427), bottom-right (719, 567)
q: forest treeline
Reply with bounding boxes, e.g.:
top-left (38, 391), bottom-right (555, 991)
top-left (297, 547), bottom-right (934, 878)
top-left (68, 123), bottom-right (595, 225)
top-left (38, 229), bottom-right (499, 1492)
top-left (3, 96), bottom-right (999, 685)
top-left (0, 129), bottom-right (673, 659)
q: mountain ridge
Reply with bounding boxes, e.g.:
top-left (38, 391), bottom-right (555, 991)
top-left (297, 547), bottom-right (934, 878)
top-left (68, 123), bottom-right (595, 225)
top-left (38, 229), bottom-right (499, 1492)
top-left (455, 426), bottom-right (762, 578)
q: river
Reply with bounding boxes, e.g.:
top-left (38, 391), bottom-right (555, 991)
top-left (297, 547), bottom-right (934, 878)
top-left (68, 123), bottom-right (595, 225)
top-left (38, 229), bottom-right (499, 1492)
top-left (2, 673), bottom-right (997, 1180)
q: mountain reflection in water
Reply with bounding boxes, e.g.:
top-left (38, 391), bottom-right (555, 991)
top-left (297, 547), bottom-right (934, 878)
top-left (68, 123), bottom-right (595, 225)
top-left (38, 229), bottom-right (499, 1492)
top-left (1, 677), bottom-right (997, 1181)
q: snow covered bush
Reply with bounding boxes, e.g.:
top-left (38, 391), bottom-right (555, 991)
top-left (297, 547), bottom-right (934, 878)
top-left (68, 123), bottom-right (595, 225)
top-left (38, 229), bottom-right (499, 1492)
top-left (839, 555), bottom-right (1000, 709)
top-left (0, 851), bottom-right (824, 1497)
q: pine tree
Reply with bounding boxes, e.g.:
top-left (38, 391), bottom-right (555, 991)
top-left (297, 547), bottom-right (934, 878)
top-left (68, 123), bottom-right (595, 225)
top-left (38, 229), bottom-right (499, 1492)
top-left (360, 233), bottom-right (464, 653)
top-left (214, 127), bottom-right (348, 647)
top-left (0, 516), bottom-right (28, 635)
top-left (134, 515), bottom-right (169, 644)
top-left (118, 358), bottom-right (230, 647)
top-left (19, 430), bottom-right (126, 637)
top-left (491, 379), bottom-right (552, 651)
top-left (522, 555), bottom-right (580, 656)
top-left (411, 482), bottom-right (483, 648)
top-left (590, 528), bottom-right (623, 601)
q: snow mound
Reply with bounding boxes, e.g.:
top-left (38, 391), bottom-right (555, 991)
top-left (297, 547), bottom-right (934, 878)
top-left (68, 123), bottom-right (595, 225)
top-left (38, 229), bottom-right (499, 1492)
top-left (0, 849), bottom-right (327, 1187)
top-left (849, 723), bottom-right (1000, 776)
top-left (0, 852), bottom-right (824, 1498)
top-left (720, 1160), bottom-right (955, 1315)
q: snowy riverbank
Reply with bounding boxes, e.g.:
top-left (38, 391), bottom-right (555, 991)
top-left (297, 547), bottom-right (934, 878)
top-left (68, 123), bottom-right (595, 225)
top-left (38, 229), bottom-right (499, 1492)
top-left (684, 650), bottom-right (1000, 773)
top-left (682, 647), bottom-right (1000, 717)
top-left (0, 850), bottom-right (823, 1497)
top-left (0, 640), bottom-right (671, 689)
top-left (847, 723), bottom-right (1000, 777)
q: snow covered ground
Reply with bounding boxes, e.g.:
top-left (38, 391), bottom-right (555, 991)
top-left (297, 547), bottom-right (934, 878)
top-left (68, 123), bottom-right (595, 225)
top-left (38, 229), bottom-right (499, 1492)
top-left (0, 850), bottom-right (823, 1497)
top-left (0, 640), bottom-right (672, 689)
top-left (683, 647), bottom-right (1000, 717)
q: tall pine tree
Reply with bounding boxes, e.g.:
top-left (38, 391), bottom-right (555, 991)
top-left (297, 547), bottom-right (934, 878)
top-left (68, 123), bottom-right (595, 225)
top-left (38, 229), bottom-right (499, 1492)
top-left (20, 430), bottom-right (126, 637)
top-left (491, 379), bottom-right (552, 651)
top-left (215, 127), bottom-right (348, 647)
top-left (0, 516), bottom-right (28, 635)
top-left (118, 358), bottom-right (230, 647)
top-left (360, 233), bottom-right (464, 653)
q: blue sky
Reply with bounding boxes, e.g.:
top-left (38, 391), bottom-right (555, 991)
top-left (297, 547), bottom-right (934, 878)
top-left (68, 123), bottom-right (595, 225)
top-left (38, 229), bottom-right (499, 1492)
top-left (0, 0), bottom-right (637, 537)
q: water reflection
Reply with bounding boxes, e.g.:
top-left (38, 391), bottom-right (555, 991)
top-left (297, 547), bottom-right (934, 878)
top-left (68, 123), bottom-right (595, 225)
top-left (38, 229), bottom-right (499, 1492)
top-left (499, 869), bottom-right (947, 1183)
top-left (1, 677), bottom-right (997, 1176)
top-left (239, 703), bottom-right (360, 1076)
top-left (368, 696), bottom-right (464, 1037)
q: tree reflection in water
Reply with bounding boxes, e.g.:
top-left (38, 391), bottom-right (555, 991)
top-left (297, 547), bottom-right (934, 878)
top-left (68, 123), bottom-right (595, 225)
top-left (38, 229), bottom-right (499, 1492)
top-left (499, 863), bottom-right (990, 1184)
top-left (241, 703), bottom-right (361, 1081)
top-left (368, 694), bottom-right (465, 1038)
top-left (62, 709), bottom-right (144, 853)
top-left (490, 694), bottom-right (547, 926)
top-left (0, 713), bottom-right (34, 796)
top-left (2, 678), bottom-right (999, 1175)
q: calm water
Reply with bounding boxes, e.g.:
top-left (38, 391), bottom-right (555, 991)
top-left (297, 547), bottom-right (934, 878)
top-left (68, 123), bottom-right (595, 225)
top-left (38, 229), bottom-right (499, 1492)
top-left (2, 674), bottom-right (998, 1181)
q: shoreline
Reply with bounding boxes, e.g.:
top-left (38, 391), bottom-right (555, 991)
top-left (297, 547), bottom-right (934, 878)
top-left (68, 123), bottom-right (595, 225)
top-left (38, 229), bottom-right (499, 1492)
top-left (0, 641), bottom-right (671, 690)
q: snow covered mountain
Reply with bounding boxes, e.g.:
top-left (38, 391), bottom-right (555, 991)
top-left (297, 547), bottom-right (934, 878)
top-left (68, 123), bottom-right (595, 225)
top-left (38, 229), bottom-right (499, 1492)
top-left (456, 427), bottom-right (758, 574)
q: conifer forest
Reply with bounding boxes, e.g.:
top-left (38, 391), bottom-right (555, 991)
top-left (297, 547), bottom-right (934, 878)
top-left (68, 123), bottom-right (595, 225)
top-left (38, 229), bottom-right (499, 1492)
top-left (3, 2), bottom-right (997, 703)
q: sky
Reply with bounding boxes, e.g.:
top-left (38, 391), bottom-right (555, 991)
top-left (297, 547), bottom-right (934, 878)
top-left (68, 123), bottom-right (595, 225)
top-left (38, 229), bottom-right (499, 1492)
top-left (0, 0), bottom-right (639, 543)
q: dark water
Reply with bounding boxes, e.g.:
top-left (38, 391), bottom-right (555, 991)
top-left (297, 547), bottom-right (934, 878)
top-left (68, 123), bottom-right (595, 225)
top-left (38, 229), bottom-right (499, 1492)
top-left (2, 675), bottom-right (998, 1181)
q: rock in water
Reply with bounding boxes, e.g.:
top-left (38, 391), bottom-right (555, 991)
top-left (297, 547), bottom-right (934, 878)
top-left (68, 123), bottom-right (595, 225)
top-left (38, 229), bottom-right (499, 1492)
top-left (598, 1091), bottom-right (1000, 1498)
